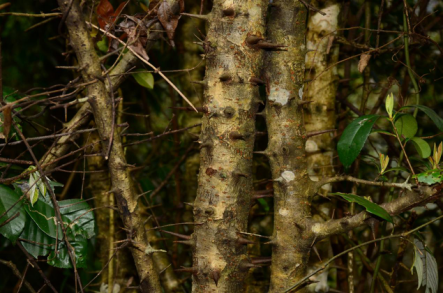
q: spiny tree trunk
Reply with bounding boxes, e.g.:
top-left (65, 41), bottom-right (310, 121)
top-left (305, 2), bottom-right (340, 193)
top-left (192, 1), bottom-right (267, 291)
top-left (57, 1), bottom-right (161, 291)
top-left (263, 1), bottom-right (311, 291)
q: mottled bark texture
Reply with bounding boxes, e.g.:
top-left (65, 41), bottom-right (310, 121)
top-left (192, 1), bottom-right (266, 292)
top-left (263, 1), bottom-right (312, 292)
top-left (304, 2), bottom-right (340, 194)
top-left (57, 1), bottom-right (161, 291)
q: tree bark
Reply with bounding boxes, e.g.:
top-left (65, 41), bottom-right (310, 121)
top-left (192, 1), bottom-right (267, 291)
top-left (263, 1), bottom-right (312, 292)
top-left (57, 1), bottom-right (161, 291)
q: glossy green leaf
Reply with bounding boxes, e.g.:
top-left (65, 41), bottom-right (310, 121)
top-left (25, 199), bottom-right (64, 240)
top-left (20, 219), bottom-right (55, 258)
top-left (412, 238), bottom-right (439, 293)
top-left (133, 69), bottom-right (154, 89)
top-left (410, 137), bottom-right (431, 158)
top-left (395, 114), bottom-right (417, 139)
top-left (48, 235), bottom-right (88, 269)
top-left (331, 192), bottom-right (393, 223)
top-left (59, 199), bottom-right (96, 239)
top-left (412, 169), bottom-right (443, 185)
top-left (337, 115), bottom-right (380, 169)
top-left (404, 105), bottom-right (443, 131)
top-left (0, 184), bottom-right (27, 243)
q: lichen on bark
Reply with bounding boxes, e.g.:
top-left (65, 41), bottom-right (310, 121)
top-left (192, 1), bottom-right (267, 292)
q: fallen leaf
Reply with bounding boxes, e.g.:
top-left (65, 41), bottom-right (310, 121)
top-left (157, 0), bottom-right (184, 47)
top-left (358, 53), bottom-right (371, 73)
top-left (97, 0), bottom-right (114, 29)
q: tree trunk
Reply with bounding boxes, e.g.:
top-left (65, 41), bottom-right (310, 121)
top-left (57, 1), bottom-right (161, 291)
top-left (192, 1), bottom-right (267, 291)
top-left (263, 1), bottom-right (312, 292)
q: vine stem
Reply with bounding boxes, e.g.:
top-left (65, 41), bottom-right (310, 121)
top-left (284, 213), bottom-right (443, 293)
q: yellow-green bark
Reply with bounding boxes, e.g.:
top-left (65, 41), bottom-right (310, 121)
top-left (57, 1), bottom-right (161, 291)
top-left (305, 2), bottom-right (340, 194)
top-left (263, 1), bottom-right (312, 291)
top-left (192, 1), bottom-right (267, 291)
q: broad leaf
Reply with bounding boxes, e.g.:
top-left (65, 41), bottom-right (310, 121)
top-left (48, 235), bottom-right (88, 269)
top-left (0, 184), bottom-right (27, 243)
top-left (20, 219), bottom-right (55, 258)
top-left (25, 199), bottom-right (64, 240)
top-left (337, 115), bottom-right (380, 169)
top-left (133, 70), bottom-right (154, 89)
top-left (410, 137), bottom-right (431, 158)
top-left (404, 105), bottom-right (443, 131)
top-left (412, 169), bottom-right (443, 185)
top-left (412, 238), bottom-right (439, 293)
top-left (395, 114), bottom-right (417, 139)
top-left (59, 199), bottom-right (96, 239)
top-left (331, 192), bottom-right (393, 223)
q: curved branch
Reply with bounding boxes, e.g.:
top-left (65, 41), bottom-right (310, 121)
top-left (315, 175), bottom-right (413, 192)
top-left (311, 185), bottom-right (441, 238)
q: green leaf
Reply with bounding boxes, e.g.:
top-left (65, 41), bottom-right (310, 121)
top-left (383, 166), bottom-right (410, 174)
top-left (59, 199), bottom-right (96, 239)
top-left (410, 137), bottom-right (431, 158)
top-left (412, 169), bottom-right (443, 185)
top-left (412, 238), bottom-right (439, 293)
top-left (330, 192), bottom-right (393, 223)
top-left (385, 93), bottom-right (394, 118)
top-left (48, 235), bottom-right (88, 269)
top-left (337, 115), bottom-right (380, 169)
top-left (0, 184), bottom-right (27, 243)
top-left (25, 199), bottom-right (64, 240)
top-left (97, 36), bottom-right (108, 53)
top-left (257, 198), bottom-right (270, 213)
top-left (20, 219), bottom-right (55, 258)
top-left (395, 114), bottom-right (417, 139)
top-left (133, 69), bottom-right (154, 89)
top-left (404, 105), bottom-right (443, 131)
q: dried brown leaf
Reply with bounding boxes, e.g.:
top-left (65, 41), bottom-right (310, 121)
top-left (157, 0), bottom-right (184, 47)
top-left (358, 53), bottom-right (371, 73)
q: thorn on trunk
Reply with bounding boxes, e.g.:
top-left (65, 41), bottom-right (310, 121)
top-left (211, 269), bottom-right (221, 286)
top-left (249, 77), bottom-right (265, 85)
top-left (312, 246), bottom-right (322, 261)
top-left (251, 257), bottom-right (272, 264)
top-left (233, 171), bottom-right (249, 178)
top-left (175, 267), bottom-right (198, 274)
top-left (170, 106), bottom-right (208, 113)
top-left (246, 35), bottom-right (264, 45)
top-left (297, 100), bottom-right (313, 106)
top-left (161, 230), bottom-right (191, 240)
top-left (191, 80), bottom-right (206, 86)
top-left (180, 13), bottom-right (209, 21)
top-left (173, 239), bottom-right (195, 246)
top-left (237, 237), bottom-right (255, 245)
top-left (254, 41), bottom-right (287, 51)
top-left (199, 141), bottom-right (213, 150)
top-left (229, 131), bottom-right (245, 140)
top-left (306, 129), bottom-right (336, 138)
top-left (239, 260), bottom-right (260, 271)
